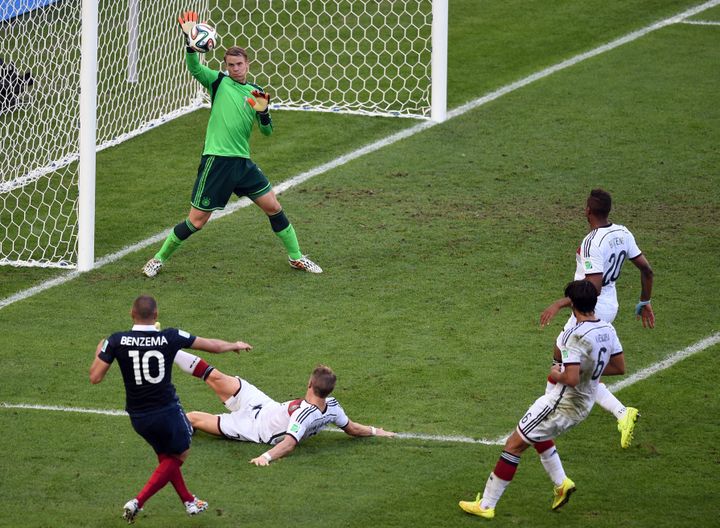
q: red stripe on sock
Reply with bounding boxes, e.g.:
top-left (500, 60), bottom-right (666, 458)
top-left (533, 439), bottom-right (555, 454)
top-left (493, 457), bottom-right (517, 481)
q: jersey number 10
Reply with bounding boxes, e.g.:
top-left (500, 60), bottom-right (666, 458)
top-left (128, 350), bottom-right (166, 385)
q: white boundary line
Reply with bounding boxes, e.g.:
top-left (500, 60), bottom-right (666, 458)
top-left (3, 332), bottom-right (718, 445)
top-left (680, 19), bottom-right (720, 25)
top-left (2, 0), bottom-right (719, 311)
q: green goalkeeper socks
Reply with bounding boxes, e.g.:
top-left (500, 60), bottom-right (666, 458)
top-left (154, 231), bottom-right (184, 262)
top-left (275, 224), bottom-right (302, 260)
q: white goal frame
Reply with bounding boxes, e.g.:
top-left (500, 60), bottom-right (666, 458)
top-left (1, 0), bottom-right (447, 271)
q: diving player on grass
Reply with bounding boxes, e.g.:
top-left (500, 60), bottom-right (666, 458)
top-left (143, 11), bottom-right (322, 278)
top-left (172, 354), bottom-right (395, 464)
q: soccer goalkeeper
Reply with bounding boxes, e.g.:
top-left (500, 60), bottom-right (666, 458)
top-left (143, 11), bottom-right (322, 277)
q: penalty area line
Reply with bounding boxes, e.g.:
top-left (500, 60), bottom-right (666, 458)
top-left (2, 0), bottom-right (719, 312)
top-left (2, 331), bottom-right (719, 446)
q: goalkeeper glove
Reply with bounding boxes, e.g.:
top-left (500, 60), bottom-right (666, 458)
top-left (177, 11), bottom-right (199, 47)
top-left (247, 90), bottom-right (270, 113)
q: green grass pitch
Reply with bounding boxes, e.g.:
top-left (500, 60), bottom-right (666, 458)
top-left (1, 1), bottom-right (719, 527)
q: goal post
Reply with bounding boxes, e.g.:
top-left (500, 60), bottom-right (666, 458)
top-left (77, 0), bottom-right (98, 272)
top-left (0, 0), bottom-right (447, 270)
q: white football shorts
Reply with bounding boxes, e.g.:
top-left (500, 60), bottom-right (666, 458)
top-left (217, 378), bottom-right (285, 444)
top-left (516, 393), bottom-right (586, 444)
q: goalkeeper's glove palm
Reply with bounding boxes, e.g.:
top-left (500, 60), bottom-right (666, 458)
top-left (247, 90), bottom-right (270, 113)
top-left (177, 11), bottom-right (199, 46)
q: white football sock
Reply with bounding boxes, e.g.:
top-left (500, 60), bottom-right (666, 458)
top-left (480, 472), bottom-right (511, 510)
top-left (595, 382), bottom-right (626, 418)
top-left (538, 447), bottom-right (566, 487)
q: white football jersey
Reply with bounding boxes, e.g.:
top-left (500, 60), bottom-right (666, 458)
top-left (574, 223), bottom-right (642, 317)
top-left (551, 319), bottom-right (623, 420)
top-left (284, 398), bottom-right (349, 443)
top-left (216, 378), bottom-right (350, 446)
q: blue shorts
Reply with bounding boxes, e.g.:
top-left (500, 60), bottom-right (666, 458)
top-left (129, 402), bottom-right (193, 455)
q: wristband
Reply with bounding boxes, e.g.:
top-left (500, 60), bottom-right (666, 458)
top-left (635, 300), bottom-right (651, 315)
top-left (261, 452), bottom-right (272, 462)
top-left (370, 426), bottom-right (377, 436)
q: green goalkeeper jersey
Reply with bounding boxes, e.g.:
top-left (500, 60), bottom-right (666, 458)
top-left (185, 51), bottom-right (272, 158)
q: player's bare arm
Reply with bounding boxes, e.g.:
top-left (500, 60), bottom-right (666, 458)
top-left (540, 297), bottom-right (571, 326)
top-left (600, 352), bottom-right (626, 376)
top-left (584, 273), bottom-right (603, 293)
top-left (191, 336), bottom-right (253, 354)
top-left (548, 363), bottom-right (580, 387)
top-left (89, 338), bottom-right (111, 384)
top-left (541, 274), bottom-right (602, 327)
top-left (631, 254), bottom-right (655, 329)
top-left (342, 420), bottom-right (396, 438)
top-left (249, 435), bottom-right (298, 466)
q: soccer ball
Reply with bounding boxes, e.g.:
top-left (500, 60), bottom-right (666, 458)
top-left (189, 23), bottom-right (218, 53)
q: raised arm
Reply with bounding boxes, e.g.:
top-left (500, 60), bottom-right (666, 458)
top-left (177, 11), bottom-right (220, 88)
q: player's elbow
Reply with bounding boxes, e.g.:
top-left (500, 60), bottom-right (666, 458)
top-left (89, 372), bottom-right (103, 384)
top-left (342, 421), bottom-right (362, 437)
top-left (643, 265), bottom-right (654, 281)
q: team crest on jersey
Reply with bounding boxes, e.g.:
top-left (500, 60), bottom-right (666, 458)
top-left (201, 197), bottom-right (211, 207)
top-left (583, 259), bottom-right (592, 270)
top-left (290, 424), bottom-right (300, 433)
top-left (561, 348), bottom-right (570, 361)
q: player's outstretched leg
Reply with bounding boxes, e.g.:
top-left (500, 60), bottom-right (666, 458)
top-left (143, 218), bottom-right (202, 277)
top-left (262, 198), bottom-right (323, 274)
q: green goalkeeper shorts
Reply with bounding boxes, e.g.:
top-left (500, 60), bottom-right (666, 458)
top-left (190, 155), bottom-right (272, 211)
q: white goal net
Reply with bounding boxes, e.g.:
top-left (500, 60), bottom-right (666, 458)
top-left (0, 0), bottom-right (443, 269)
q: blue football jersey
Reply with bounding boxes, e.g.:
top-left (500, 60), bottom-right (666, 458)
top-left (98, 325), bottom-right (196, 414)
